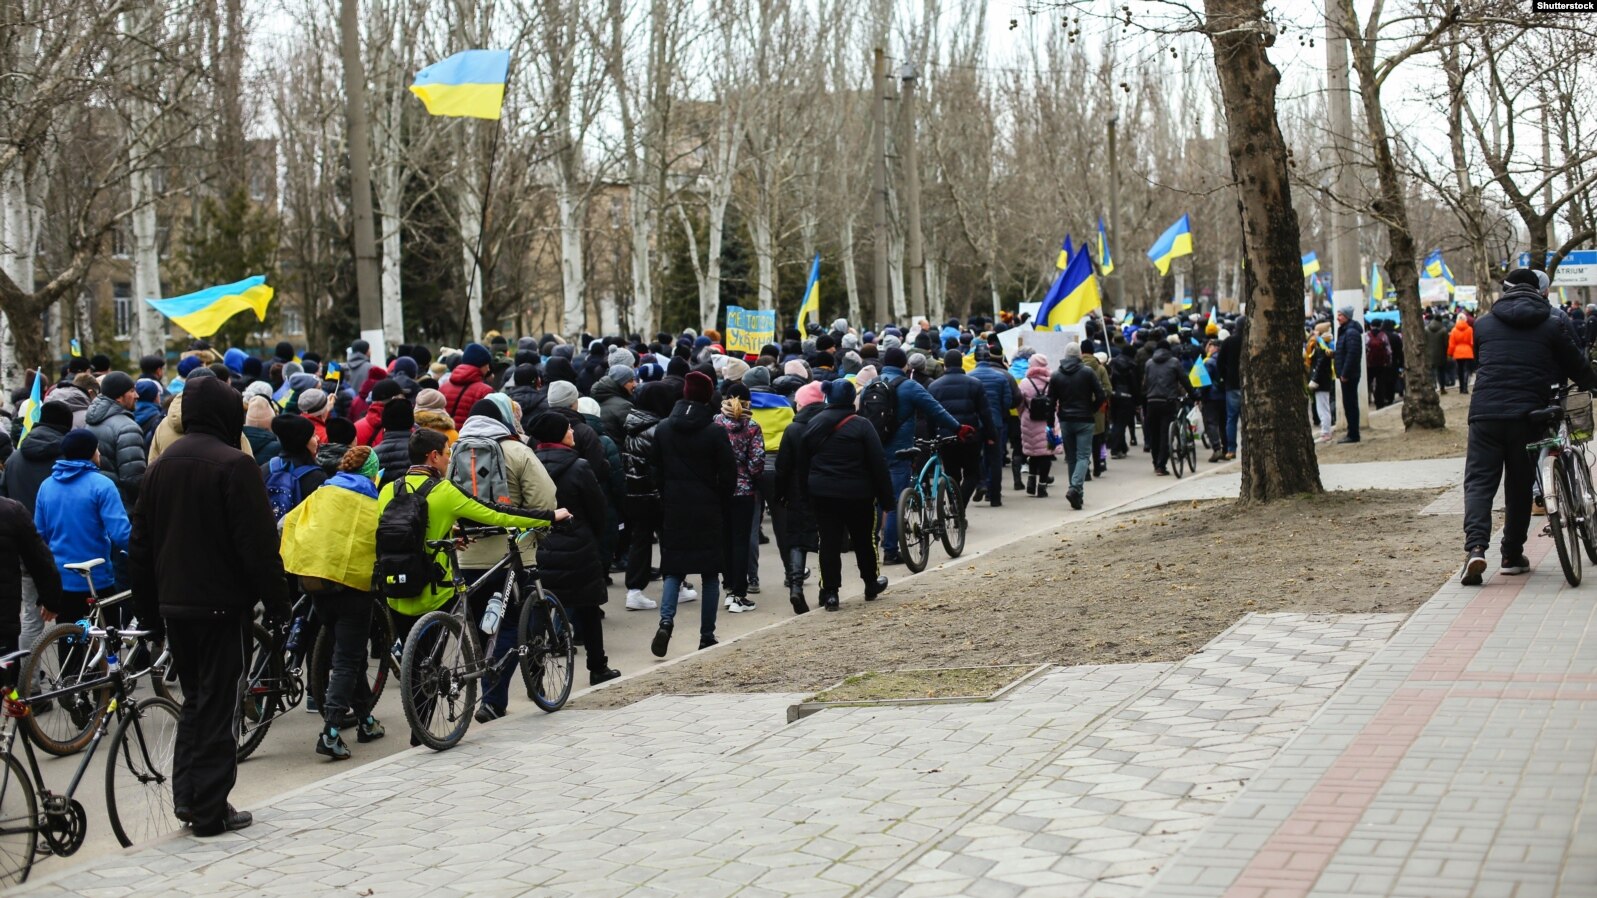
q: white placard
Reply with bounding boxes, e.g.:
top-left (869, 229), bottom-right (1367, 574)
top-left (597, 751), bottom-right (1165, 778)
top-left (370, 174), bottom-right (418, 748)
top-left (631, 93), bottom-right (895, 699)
top-left (997, 326), bottom-right (1083, 362)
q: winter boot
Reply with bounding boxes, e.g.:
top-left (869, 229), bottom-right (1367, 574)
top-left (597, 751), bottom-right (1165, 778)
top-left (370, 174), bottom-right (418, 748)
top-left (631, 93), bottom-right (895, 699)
top-left (1011, 458), bottom-right (1025, 492)
top-left (1026, 474), bottom-right (1038, 496)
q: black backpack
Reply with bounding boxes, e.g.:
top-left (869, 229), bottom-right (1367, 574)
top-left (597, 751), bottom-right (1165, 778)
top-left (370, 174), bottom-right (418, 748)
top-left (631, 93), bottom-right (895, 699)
top-left (859, 377), bottom-right (904, 446)
top-left (1027, 381), bottom-right (1055, 422)
top-left (374, 475), bottom-right (442, 599)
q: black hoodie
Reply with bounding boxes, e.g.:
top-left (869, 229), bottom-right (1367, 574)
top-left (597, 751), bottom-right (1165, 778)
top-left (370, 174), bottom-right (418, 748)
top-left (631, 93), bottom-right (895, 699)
top-left (0, 424), bottom-right (67, 512)
top-left (130, 377), bottom-right (291, 623)
top-left (1470, 286), bottom-right (1597, 422)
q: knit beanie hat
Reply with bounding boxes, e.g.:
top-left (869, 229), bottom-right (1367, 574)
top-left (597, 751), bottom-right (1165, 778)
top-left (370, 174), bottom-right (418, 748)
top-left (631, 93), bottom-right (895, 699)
top-left (297, 388), bottom-right (330, 416)
top-left (60, 429), bottom-right (98, 461)
top-left (271, 414), bottom-right (315, 453)
top-left (547, 380), bottom-right (580, 408)
top-left (794, 381), bottom-right (825, 408)
top-left (882, 347), bottom-right (909, 369)
top-left (684, 371), bottom-right (713, 404)
top-left (527, 411), bottom-right (570, 444)
top-left (461, 343), bottom-right (492, 368)
top-left (381, 397), bottom-right (415, 431)
top-left (415, 388), bottom-right (446, 411)
top-left (100, 371), bottom-right (135, 400)
top-left (244, 395), bottom-right (276, 429)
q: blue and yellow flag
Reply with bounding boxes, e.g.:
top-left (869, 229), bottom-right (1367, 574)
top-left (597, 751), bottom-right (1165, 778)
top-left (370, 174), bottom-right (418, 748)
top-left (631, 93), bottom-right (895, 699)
top-left (1147, 215), bottom-right (1193, 276)
top-left (796, 254), bottom-right (821, 330)
top-left (1301, 252), bottom-right (1320, 277)
top-left (1369, 263), bottom-right (1384, 311)
top-left (146, 275), bottom-right (274, 337)
top-left (1038, 244), bottom-right (1101, 328)
top-left (410, 50), bottom-right (511, 121)
top-left (1058, 235), bottom-right (1074, 270)
top-left (1424, 249), bottom-right (1456, 293)
top-left (18, 367), bottom-right (42, 438)
top-left (1188, 358), bottom-right (1212, 389)
top-left (69, 338), bottom-right (82, 358)
top-left (1097, 217), bottom-right (1114, 275)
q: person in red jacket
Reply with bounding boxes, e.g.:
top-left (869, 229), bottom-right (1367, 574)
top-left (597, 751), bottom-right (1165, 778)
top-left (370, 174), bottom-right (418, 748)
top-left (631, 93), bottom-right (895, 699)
top-left (441, 343), bottom-right (495, 429)
top-left (354, 380), bottom-right (402, 446)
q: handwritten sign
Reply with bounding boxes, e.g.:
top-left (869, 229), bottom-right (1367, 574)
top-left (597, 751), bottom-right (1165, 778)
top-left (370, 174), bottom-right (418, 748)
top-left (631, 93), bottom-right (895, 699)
top-left (725, 306), bottom-right (777, 355)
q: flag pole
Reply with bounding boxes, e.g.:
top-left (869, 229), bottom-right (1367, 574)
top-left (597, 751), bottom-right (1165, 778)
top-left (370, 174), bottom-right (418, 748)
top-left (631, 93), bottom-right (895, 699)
top-left (458, 67), bottom-right (510, 348)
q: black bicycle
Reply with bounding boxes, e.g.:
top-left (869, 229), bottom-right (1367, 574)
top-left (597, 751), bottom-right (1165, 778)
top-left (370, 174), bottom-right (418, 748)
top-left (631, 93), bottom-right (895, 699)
top-left (1528, 387), bottom-right (1597, 586)
top-left (400, 527), bottom-right (575, 751)
top-left (0, 625), bottom-right (181, 885)
top-left (1169, 400), bottom-right (1200, 479)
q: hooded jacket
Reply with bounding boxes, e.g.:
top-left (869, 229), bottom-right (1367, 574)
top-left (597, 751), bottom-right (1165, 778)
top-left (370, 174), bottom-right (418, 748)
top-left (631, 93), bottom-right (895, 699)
top-left (85, 394), bottom-right (148, 505)
top-left (0, 424), bottom-right (67, 512)
top-left (878, 367), bottom-right (962, 453)
top-left (1425, 318), bottom-right (1450, 367)
top-left (589, 376), bottom-right (633, 444)
top-left (1448, 317), bottom-right (1476, 361)
top-left (343, 352), bottom-right (373, 394)
top-left (928, 369), bottom-right (994, 442)
top-left (354, 401), bottom-right (386, 446)
top-left (1017, 367), bottom-right (1057, 458)
top-left (622, 405), bottom-right (664, 498)
top-left (440, 364), bottom-right (494, 429)
top-left (714, 411), bottom-right (765, 497)
top-left (529, 444), bottom-right (608, 609)
top-left (1143, 346), bottom-right (1193, 403)
top-left (1050, 357), bottom-right (1107, 423)
top-left (651, 399), bottom-right (735, 574)
top-left (35, 458), bottom-right (131, 596)
top-left (1469, 287), bottom-right (1597, 422)
top-left (456, 415), bottom-right (558, 571)
top-left (148, 392), bottom-right (254, 462)
top-left (129, 376), bottom-right (290, 623)
top-left (969, 361), bottom-right (1017, 436)
top-left (0, 497), bottom-right (62, 649)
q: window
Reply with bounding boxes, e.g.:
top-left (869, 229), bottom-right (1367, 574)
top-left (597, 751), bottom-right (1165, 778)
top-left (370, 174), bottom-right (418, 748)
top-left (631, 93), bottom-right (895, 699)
top-left (114, 283), bottom-right (133, 340)
top-left (280, 305), bottom-right (304, 335)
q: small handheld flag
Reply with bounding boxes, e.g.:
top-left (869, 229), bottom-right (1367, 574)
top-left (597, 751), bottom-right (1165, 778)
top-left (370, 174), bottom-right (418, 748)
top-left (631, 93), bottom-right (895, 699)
top-left (1188, 358), bottom-right (1212, 389)
top-left (145, 275), bottom-right (274, 337)
top-left (1097, 217), bottom-right (1114, 275)
top-left (1147, 215), bottom-right (1193, 276)
top-left (1301, 252), bottom-right (1320, 277)
top-left (18, 367), bottom-right (42, 438)
top-left (796, 254), bottom-right (822, 331)
top-left (1037, 245), bottom-right (1102, 328)
top-left (410, 50), bottom-right (511, 121)
top-left (69, 339), bottom-right (82, 358)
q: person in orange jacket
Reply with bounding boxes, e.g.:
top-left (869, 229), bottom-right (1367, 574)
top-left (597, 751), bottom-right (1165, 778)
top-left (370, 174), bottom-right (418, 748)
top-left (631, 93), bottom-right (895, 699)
top-left (1448, 314), bottom-right (1476, 394)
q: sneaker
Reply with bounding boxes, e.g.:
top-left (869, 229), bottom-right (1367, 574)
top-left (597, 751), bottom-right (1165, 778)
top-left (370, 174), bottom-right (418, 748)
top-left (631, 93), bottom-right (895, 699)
top-left (726, 596), bottom-right (755, 613)
top-left (1461, 548), bottom-right (1488, 586)
top-left (625, 590), bottom-right (658, 611)
top-left (972, 486), bottom-right (986, 503)
top-left (679, 583), bottom-right (699, 603)
top-left (305, 695), bottom-right (320, 714)
top-left (747, 576), bottom-right (761, 595)
top-left (881, 553), bottom-right (903, 566)
top-left (474, 704), bottom-right (506, 724)
top-left (315, 728), bottom-right (351, 761)
top-left (651, 621), bottom-right (673, 657)
top-left (1066, 489), bottom-right (1083, 510)
top-left (698, 637), bottom-right (718, 650)
top-left (356, 716), bottom-right (385, 743)
top-left (192, 806), bottom-right (253, 837)
top-left (1500, 554), bottom-right (1532, 575)
top-left (589, 668), bottom-right (622, 686)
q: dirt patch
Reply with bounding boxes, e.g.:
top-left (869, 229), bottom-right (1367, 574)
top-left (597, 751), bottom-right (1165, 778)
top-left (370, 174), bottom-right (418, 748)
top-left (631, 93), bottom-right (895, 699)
top-left (574, 487), bottom-right (1457, 710)
top-left (1314, 389), bottom-right (1471, 463)
top-left (807, 666), bottom-right (1033, 704)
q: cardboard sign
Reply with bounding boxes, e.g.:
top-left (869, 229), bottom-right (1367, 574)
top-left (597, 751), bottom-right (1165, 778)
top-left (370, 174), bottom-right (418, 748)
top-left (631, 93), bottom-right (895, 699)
top-left (724, 306), bottom-right (776, 355)
top-left (996, 326), bottom-right (1083, 363)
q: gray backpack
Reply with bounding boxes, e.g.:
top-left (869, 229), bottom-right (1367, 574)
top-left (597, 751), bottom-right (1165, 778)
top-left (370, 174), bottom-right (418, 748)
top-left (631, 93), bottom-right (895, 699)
top-left (446, 434), bottom-right (512, 505)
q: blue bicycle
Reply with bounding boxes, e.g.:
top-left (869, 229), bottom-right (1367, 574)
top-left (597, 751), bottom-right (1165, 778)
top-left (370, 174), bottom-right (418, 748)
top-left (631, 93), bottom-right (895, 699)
top-left (894, 436), bottom-right (968, 573)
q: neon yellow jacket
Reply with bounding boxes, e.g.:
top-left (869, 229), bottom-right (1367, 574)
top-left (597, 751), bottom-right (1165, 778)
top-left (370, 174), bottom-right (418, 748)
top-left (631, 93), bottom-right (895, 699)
top-left (280, 473), bottom-right (380, 591)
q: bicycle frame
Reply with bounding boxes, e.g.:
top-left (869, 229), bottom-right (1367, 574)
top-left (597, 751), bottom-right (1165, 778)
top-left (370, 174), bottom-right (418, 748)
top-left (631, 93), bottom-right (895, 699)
top-left (436, 531), bottom-right (541, 686)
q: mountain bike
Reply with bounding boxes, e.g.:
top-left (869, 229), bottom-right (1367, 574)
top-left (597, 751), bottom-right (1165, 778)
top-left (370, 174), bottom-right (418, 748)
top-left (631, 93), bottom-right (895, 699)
top-left (236, 592), bottom-right (317, 761)
top-left (19, 559), bottom-right (176, 757)
top-left (0, 624), bottom-right (182, 885)
top-left (894, 435), bottom-right (967, 574)
top-left (399, 527), bottom-right (575, 751)
top-left (1528, 387), bottom-right (1597, 587)
top-left (1169, 400), bottom-right (1200, 479)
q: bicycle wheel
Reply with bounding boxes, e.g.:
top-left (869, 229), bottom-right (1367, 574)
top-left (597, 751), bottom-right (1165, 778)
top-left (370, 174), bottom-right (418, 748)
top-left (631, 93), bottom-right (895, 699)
top-left (20, 623), bottom-right (110, 757)
top-left (400, 611), bottom-right (477, 751)
top-left (309, 603), bottom-right (396, 712)
top-left (935, 475), bottom-right (966, 558)
top-left (1185, 428), bottom-right (1200, 474)
top-left (1573, 453), bottom-right (1597, 564)
top-left (1168, 421), bottom-right (1185, 478)
top-left (0, 752), bottom-right (38, 886)
top-left (519, 588), bottom-right (575, 713)
top-left (105, 696), bottom-right (181, 848)
top-left (897, 488), bottom-right (931, 574)
top-left (1550, 457), bottom-right (1582, 587)
top-left (236, 623), bottom-right (281, 762)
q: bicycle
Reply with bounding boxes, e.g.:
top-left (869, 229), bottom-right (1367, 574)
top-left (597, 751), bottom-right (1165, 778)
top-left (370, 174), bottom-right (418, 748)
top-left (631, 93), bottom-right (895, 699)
top-left (893, 435), bottom-right (968, 574)
top-left (236, 592), bottom-right (318, 761)
top-left (1168, 400), bottom-right (1200, 479)
top-left (0, 623), bottom-right (182, 885)
top-left (1527, 387), bottom-right (1597, 587)
top-left (19, 559), bottom-right (177, 757)
top-left (399, 526), bottom-right (575, 751)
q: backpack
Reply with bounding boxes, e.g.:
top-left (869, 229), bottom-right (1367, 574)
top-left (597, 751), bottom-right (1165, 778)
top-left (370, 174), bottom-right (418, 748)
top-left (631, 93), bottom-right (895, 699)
top-left (1366, 328), bottom-right (1391, 367)
top-left (265, 458), bottom-right (319, 521)
top-left (1027, 382), bottom-right (1055, 422)
top-left (373, 476), bottom-right (442, 599)
top-left (446, 433), bottom-right (512, 505)
top-left (859, 377), bottom-right (904, 446)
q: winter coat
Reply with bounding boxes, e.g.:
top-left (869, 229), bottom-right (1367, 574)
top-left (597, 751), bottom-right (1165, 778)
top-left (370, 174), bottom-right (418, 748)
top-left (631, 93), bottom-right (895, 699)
top-left (35, 459), bottom-right (131, 597)
top-left (1049, 358), bottom-right (1107, 424)
top-left (788, 406), bottom-right (893, 506)
top-left (1217, 332), bottom-right (1243, 391)
top-left (505, 384), bottom-right (546, 424)
top-left (651, 399), bottom-right (735, 574)
top-left (1081, 354), bottom-right (1113, 433)
top-left (343, 353), bottom-right (373, 395)
top-left (771, 403), bottom-right (822, 548)
top-left (129, 377), bottom-right (288, 625)
top-left (375, 428), bottom-right (414, 487)
top-left (1424, 319), bottom-right (1450, 367)
top-left (354, 402), bottom-right (386, 446)
top-left (1335, 319), bottom-right (1364, 380)
top-left (1448, 318), bottom-right (1476, 361)
top-left (554, 406), bottom-right (611, 486)
top-left (0, 424), bottom-right (66, 512)
top-left (715, 414), bottom-right (765, 497)
top-left (1307, 338), bottom-right (1336, 391)
top-left (1017, 372), bottom-right (1058, 459)
top-left (133, 399), bottom-right (164, 441)
top-left (413, 409), bottom-right (458, 446)
top-left (148, 392), bottom-right (254, 462)
top-left (85, 395), bottom-right (148, 505)
top-left (456, 417), bottom-right (558, 571)
top-left (969, 361), bottom-right (1017, 437)
top-left (581, 412), bottom-right (625, 503)
top-left (0, 497), bottom-right (62, 647)
top-left (1143, 347), bottom-right (1193, 403)
top-left (279, 473), bottom-right (380, 591)
top-left (530, 445), bottom-right (608, 609)
top-left (1108, 352), bottom-right (1139, 399)
top-left (244, 426), bottom-right (282, 467)
top-left (590, 376), bottom-right (633, 445)
top-left (928, 370), bottom-right (994, 442)
top-left (622, 407), bottom-right (663, 498)
top-left (878, 367), bottom-right (963, 453)
top-left (1468, 287), bottom-right (1597, 423)
top-left (440, 364), bottom-right (494, 429)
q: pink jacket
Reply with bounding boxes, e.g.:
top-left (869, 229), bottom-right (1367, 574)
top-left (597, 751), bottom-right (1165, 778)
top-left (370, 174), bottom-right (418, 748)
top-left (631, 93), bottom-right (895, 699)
top-left (1017, 372), bottom-right (1058, 458)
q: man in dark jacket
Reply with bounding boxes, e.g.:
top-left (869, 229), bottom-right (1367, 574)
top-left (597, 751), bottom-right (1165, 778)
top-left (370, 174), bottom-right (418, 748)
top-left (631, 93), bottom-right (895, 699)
top-left (84, 372), bottom-right (148, 507)
top-left (504, 363), bottom-right (546, 421)
top-left (590, 366), bottom-right (635, 444)
top-left (1424, 314), bottom-right (1451, 392)
top-left (967, 344), bottom-right (1015, 506)
top-left (927, 350), bottom-right (993, 510)
top-left (1107, 348), bottom-right (1139, 458)
top-left (1334, 308), bottom-right (1363, 443)
top-left (1143, 337), bottom-right (1193, 476)
top-left (791, 379), bottom-right (893, 612)
top-left (1461, 269), bottom-right (1597, 585)
top-left (1, 400), bottom-right (73, 660)
top-left (0, 497), bottom-right (61, 654)
top-left (129, 376), bottom-right (291, 837)
top-left (343, 340), bottom-right (373, 394)
top-left (1216, 320), bottom-right (1244, 457)
top-left (648, 372), bottom-right (734, 657)
top-left (1050, 343), bottom-right (1107, 509)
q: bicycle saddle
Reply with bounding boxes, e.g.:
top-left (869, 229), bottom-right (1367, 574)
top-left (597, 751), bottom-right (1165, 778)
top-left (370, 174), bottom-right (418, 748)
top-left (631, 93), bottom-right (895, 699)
top-left (63, 558), bottom-right (106, 573)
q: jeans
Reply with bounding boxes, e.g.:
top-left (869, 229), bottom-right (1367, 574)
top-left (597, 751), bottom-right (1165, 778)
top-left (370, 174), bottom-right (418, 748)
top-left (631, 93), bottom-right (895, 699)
top-left (1463, 418), bottom-right (1537, 558)
top-left (311, 591), bottom-right (375, 725)
top-left (1313, 391), bottom-right (1334, 437)
top-left (660, 573), bottom-right (719, 644)
top-left (1060, 420), bottom-right (1095, 493)
top-left (982, 438), bottom-right (1004, 501)
top-left (882, 459), bottom-right (913, 558)
top-left (1224, 389), bottom-right (1242, 454)
top-left (1145, 399), bottom-right (1178, 471)
top-left (1341, 377), bottom-right (1361, 440)
top-left (14, 574), bottom-right (43, 657)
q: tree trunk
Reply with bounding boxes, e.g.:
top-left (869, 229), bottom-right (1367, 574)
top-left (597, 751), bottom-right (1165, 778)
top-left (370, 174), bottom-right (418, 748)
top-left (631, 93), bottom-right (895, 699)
top-left (555, 152), bottom-right (587, 340)
top-left (127, 0), bottom-right (167, 360)
top-left (750, 205), bottom-right (775, 311)
top-left (1203, 0), bottom-right (1323, 502)
top-left (841, 215), bottom-right (861, 326)
top-left (1441, 38), bottom-right (1493, 310)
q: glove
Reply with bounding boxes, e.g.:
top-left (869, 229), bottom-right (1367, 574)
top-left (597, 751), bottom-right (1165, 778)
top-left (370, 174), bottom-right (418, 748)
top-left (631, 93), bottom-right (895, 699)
top-left (957, 424), bottom-right (976, 443)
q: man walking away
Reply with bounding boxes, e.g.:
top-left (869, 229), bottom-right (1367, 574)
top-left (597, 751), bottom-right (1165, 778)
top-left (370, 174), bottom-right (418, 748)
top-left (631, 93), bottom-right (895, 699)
top-left (792, 380), bottom-right (893, 611)
top-left (1049, 343), bottom-right (1105, 509)
top-left (1142, 336), bottom-right (1191, 476)
top-left (1460, 269), bottom-right (1597, 585)
top-left (1334, 307), bottom-right (1363, 443)
top-left (1217, 319), bottom-right (1244, 459)
top-left (130, 376), bottom-right (292, 836)
top-left (967, 343), bottom-right (1015, 506)
top-left (927, 349), bottom-right (993, 509)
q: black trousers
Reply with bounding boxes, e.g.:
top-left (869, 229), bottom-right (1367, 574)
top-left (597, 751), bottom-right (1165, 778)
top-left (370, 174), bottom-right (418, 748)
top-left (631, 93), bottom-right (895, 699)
top-left (1109, 395), bottom-right (1136, 454)
top-left (1456, 359), bottom-right (1475, 393)
top-left (1464, 417), bottom-right (1537, 558)
top-left (1145, 399), bottom-right (1178, 471)
top-left (814, 497), bottom-right (880, 592)
top-left (312, 591), bottom-right (374, 725)
top-left (982, 438), bottom-right (1004, 500)
top-left (168, 616), bottom-right (251, 828)
top-left (1341, 377), bottom-right (1361, 440)
top-left (722, 495), bottom-right (757, 597)
top-left (939, 441), bottom-right (983, 508)
top-left (1201, 399), bottom-right (1226, 452)
top-left (1371, 365), bottom-right (1396, 408)
top-left (623, 495), bottom-right (661, 591)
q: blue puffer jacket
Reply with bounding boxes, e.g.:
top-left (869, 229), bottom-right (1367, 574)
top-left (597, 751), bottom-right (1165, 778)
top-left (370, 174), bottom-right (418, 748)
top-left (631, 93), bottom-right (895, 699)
top-left (968, 361), bottom-right (1016, 436)
top-left (928, 370), bottom-right (994, 442)
top-left (34, 459), bottom-right (130, 595)
top-left (878, 366), bottom-right (961, 453)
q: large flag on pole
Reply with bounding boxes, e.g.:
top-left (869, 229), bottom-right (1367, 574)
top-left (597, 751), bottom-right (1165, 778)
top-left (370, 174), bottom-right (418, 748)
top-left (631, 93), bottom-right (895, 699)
top-left (410, 50), bottom-right (511, 120)
top-left (145, 276), bottom-right (274, 337)
top-left (796, 253), bottom-right (821, 331)
top-left (1097, 216), bottom-right (1114, 275)
top-left (1037, 244), bottom-right (1102, 328)
top-left (1147, 215), bottom-right (1193, 276)
top-left (1424, 249), bottom-right (1456, 293)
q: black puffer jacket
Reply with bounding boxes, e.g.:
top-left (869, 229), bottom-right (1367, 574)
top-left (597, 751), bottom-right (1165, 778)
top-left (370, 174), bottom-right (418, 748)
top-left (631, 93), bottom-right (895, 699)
top-left (1143, 347), bottom-right (1193, 403)
top-left (375, 428), bottom-right (412, 486)
top-left (651, 399), bottom-right (734, 574)
top-left (1049, 358), bottom-right (1107, 422)
top-left (85, 395), bottom-right (147, 505)
top-left (1470, 287), bottom-right (1597, 422)
top-left (928, 371), bottom-right (994, 441)
top-left (0, 497), bottom-right (62, 652)
top-left (0, 424), bottom-right (66, 512)
top-left (621, 407), bottom-right (663, 498)
top-left (790, 405), bottom-right (894, 507)
top-left (772, 403), bottom-right (822, 547)
top-left (530, 445), bottom-right (608, 608)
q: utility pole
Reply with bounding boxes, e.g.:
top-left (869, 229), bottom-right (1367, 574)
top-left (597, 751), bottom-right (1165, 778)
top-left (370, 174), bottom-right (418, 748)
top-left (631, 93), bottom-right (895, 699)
top-left (871, 47), bottom-right (890, 328)
top-left (1107, 115), bottom-right (1122, 312)
top-left (900, 62), bottom-right (926, 321)
top-left (340, 0), bottom-right (384, 351)
top-left (1325, 6), bottom-right (1366, 422)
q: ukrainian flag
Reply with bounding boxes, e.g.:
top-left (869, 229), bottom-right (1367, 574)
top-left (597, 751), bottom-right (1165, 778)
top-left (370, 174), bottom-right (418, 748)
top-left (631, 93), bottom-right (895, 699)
top-left (1301, 252), bottom-right (1320, 277)
top-left (146, 275), bottom-right (274, 337)
top-left (1424, 249), bottom-right (1456, 293)
top-left (1058, 235), bottom-right (1073, 269)
top-left (796, 253), bottom-right (821, 330)
top-left (1147, 215), bottom-right (1193, 276)
top-left (1037, 243), bottom-right (1101, 328)
top-left (1188, 358), bottom-right (1211, 389)
top-left (1369, 263), bottom-right (1384, 311)
top-left (410, 50), bottom-right (511, 121)
top-left (1097, 217), bottom-right (1114, 275)
top-left (18, 367), bottom-right (42, 438)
